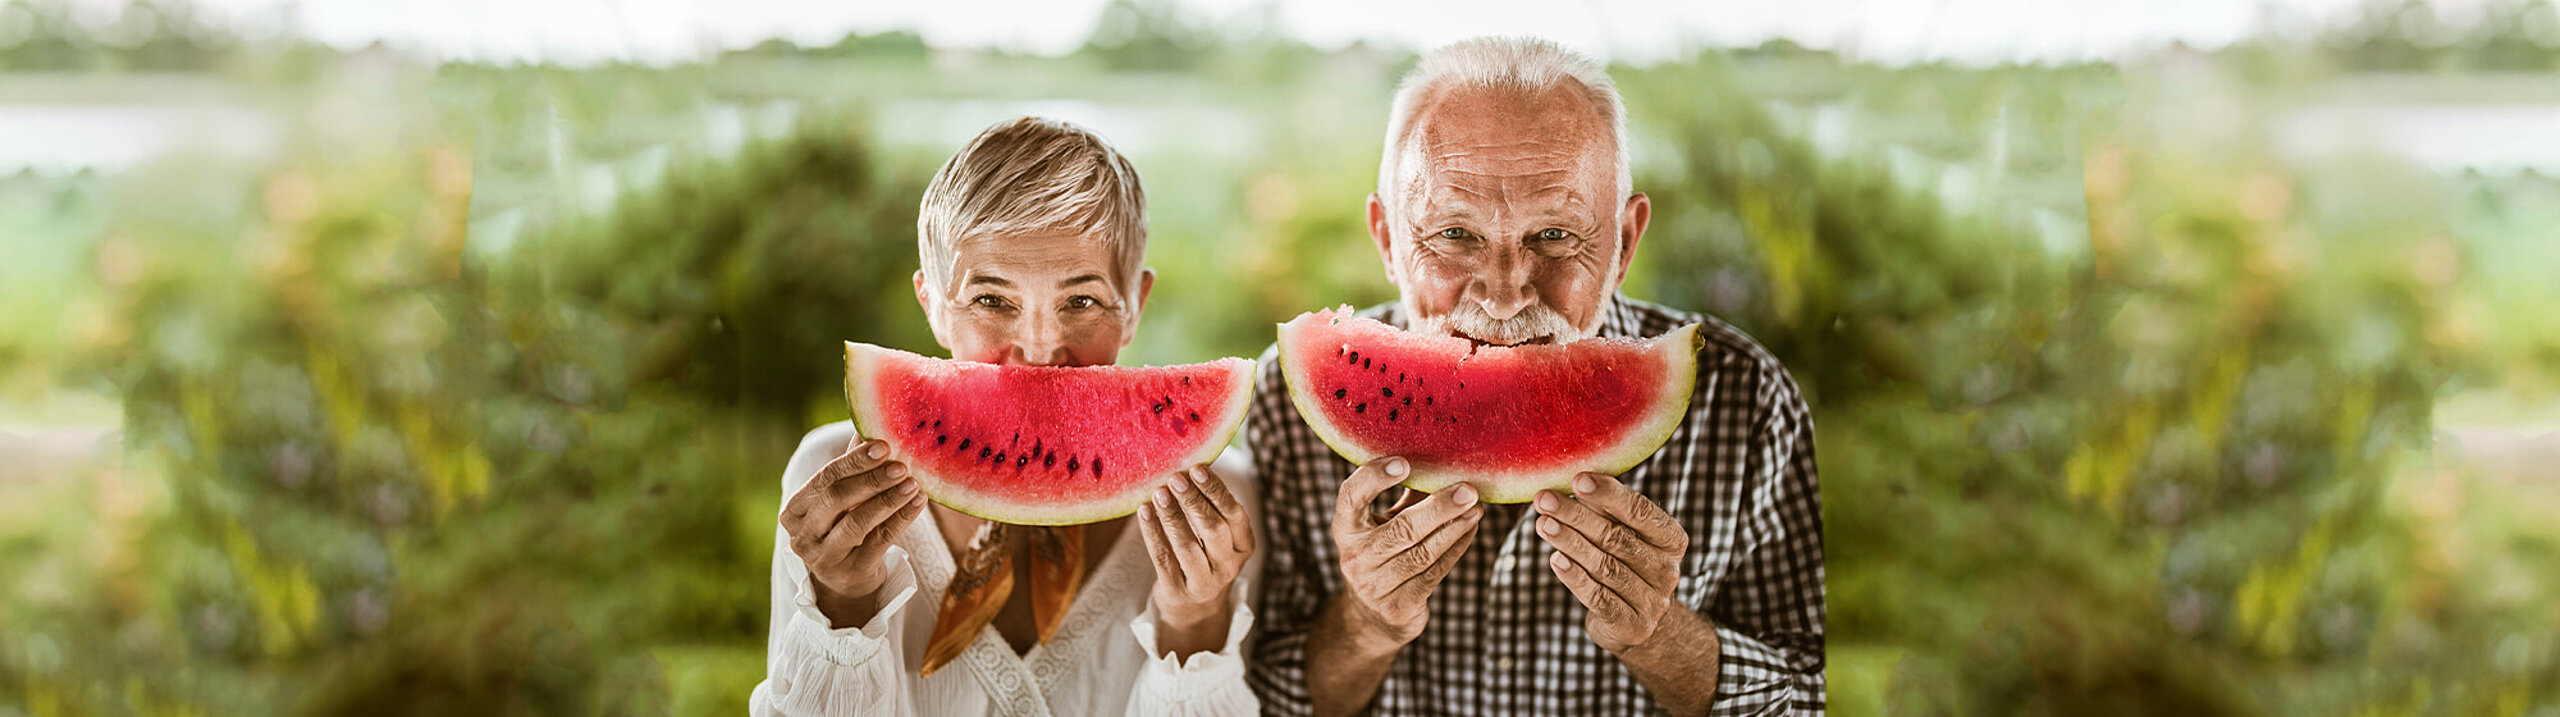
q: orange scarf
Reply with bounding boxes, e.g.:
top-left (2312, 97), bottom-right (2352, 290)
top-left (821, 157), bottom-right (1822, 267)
top-left (920, 522), bottom-right (1085, 677)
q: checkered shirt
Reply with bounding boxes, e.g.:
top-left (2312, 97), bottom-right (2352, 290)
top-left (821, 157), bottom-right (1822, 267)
top-left (1245, 293), bottom-right (1826, 715)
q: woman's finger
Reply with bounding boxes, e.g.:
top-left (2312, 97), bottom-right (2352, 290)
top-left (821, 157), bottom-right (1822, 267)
top-left (1153, 486), bottom-right (1215, 582)
top-left (1137, 502), bottom-right (1186, 591)
top-left (845, 494), bottom-right (926, 569)
top-left (1188, 467), bottom-right (1254, 555)
top-left (1169, 469), bottom-right (1232, 555)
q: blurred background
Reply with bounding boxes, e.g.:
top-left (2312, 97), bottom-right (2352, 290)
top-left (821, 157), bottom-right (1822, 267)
top-left (2, 0), bottom-right (2556, 713)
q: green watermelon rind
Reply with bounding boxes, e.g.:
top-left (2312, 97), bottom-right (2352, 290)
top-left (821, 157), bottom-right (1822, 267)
top-left (1277, 312), bottom-right (1703, 504)
top-left (844, 342), bottom-right (1255, 526)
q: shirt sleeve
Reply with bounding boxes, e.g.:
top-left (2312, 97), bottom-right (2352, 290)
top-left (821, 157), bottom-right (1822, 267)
top-left (1706, 363), bottom-right (1828, 716)
top-left (1240, 347), bottom-right (1326, 713)
top-left (1123, 578), bottom-right (1262, 716)
top-left (749, 424), bottom-right (926, 717)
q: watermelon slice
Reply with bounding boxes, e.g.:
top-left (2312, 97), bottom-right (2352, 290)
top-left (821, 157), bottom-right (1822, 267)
top-left (843, 342), bottom-right (1254, 526)
top-left (1277, 308), bottom-right (1701, 503)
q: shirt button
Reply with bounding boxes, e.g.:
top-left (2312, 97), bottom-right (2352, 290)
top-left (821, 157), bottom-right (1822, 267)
top-left (1495, 657), bottom-right (1515, 672)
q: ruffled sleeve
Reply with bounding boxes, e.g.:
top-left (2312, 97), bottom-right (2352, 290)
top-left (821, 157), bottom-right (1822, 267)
top-left (1122, 578), bottom-right (1261, 716)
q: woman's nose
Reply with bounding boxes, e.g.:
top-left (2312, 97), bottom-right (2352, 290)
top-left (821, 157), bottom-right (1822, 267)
top-left (1010, 310), bottom-right (1071, 366)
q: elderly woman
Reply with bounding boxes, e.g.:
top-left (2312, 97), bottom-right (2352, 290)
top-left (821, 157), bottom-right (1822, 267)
top-left (750, 117), bottom-right (1260, 716)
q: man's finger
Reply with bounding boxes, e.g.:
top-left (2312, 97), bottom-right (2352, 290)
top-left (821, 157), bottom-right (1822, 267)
top-left (1369, 483), bottom-right (1481, 554)
top-left (1138, 501), bottom-right (1187, 590)
top-left (1549, 550), bottom-right (1632, 619)
top-left (1567, 472), bottom-right (1683, 549)
top-left (1538, 511), bottom-right (1671, 598)
top-left (1332, 457), bottom-right (1411, 530)
top-left (1189, 467), bottom-right (1254, 554)
top-left (1537, 491), bottom-right (1678, 588)
top-left (1386, 518), bottom-right (1479, 601)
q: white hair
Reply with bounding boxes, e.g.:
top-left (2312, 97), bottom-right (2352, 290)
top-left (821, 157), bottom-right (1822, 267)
top-left (1376, 37), bottom-right (1631, 212)
top-left (917, 116), bottom-right (1147, 297)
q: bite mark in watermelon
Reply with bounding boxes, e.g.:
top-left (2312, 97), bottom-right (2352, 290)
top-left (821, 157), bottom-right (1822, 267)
top-left (1277, 308), bottom-right (1701, 503)
top-left (843, 342), bottom-right (1254, 526)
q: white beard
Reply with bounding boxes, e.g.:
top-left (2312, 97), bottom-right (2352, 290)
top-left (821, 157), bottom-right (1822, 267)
top-left (1407, 298), bottom-right (1590, 346)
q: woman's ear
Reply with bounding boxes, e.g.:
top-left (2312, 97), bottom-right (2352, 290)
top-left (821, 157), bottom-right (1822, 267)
top-left (913, 270), bottom-right (950, 348)
top-left (1124, 267), bottom-right (1156, 347)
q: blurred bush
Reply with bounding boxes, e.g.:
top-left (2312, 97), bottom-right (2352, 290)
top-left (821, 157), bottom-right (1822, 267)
top-left (3, 0), bottom-right (2556, 714)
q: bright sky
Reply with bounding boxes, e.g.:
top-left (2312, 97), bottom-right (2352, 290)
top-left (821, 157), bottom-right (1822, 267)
top-left (164, 0), bottom-right (2388, 65)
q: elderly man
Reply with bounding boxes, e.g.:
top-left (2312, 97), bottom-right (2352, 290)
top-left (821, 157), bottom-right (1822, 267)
top-left (1246, 38), bottom-right (1825, 716)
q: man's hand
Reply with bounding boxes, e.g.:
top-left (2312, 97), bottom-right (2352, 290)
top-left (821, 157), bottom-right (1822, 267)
top-left (1138, 465), bottom-right (1256, 657)
top-left (781, 437), bottom-right (928, 628)
top-left (1536, 471), bottom-right (1689, 653)
top-left (1330, 457), bottom-right (1485, 646)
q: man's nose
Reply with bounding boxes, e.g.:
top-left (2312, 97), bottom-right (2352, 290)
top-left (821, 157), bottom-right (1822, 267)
top-left (1473, 248), bottom-right (1537, 320)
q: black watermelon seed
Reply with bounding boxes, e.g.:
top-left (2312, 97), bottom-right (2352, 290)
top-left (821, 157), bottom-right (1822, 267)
top-left (1152, 401), bottom-right (1166, 414)
top-left (1187, 411), bottom-right (1200, 422)
top-left (1403, 397), bottom-right (1412, 406)
top-left (994, 451), bottom-right (1006, 465)
top-left (1362, 357), bottom-right (1372, 369)
top-left (1382, 387), bottom-right (1393, 397)
top-left (1355, 403), bottom-right (1366, 414)
top-left (933, 419), bottom-right (942, 428)
top-left (1015, 455), bottom-right (1027, 468)
top-left (913, 420), bottom-right (926, 429)
top-left (1181, 376), bottom-right (1192, 386)
top-left (1044, 454), bottom-right (1056, 469)
top-left (1069, 457), bottom-right (1081, 472)
top-left (1334, 388), bottom-right (1347, 399)
top-left (1425, 396), bottom-right (1434, 405)
top-left (1093, 458), bottom-right (1104, 476)
top-left (978, 446), bottom-right (991, 460)
top-left (1348, 351), bottom-right (1359, 365)
top-left (959, 438), bottom-right (972, 451)
top-left (936, 435), bottom-right (948, 445)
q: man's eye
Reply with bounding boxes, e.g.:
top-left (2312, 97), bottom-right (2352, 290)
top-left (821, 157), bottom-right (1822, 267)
top-left (1537, 228), bottom-right (1571, 241)
top-left (972, 295), bottom-right (1011, 309)
top-left (1065, 296), bottom-right (1098, 310)
top-left (1437, 227), bottom-right (1469, 240)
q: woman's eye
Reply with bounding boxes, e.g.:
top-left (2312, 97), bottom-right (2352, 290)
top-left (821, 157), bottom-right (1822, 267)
top-left (1437, 227), bottom-right (1469, 240)
top-left (1537, 228), bottom-right (1571, 241)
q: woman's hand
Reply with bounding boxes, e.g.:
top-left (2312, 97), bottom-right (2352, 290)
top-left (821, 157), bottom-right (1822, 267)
top-left (782, 437), bottom-right (928, 628)
top-left (1137, 466), bottom-right (1255, 657)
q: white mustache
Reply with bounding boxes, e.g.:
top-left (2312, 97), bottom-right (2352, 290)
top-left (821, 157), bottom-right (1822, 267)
top-left (1416, 302), bottom-right (1585, 346)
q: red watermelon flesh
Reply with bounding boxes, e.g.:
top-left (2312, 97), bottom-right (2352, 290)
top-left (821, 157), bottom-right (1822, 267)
top-left (1277, 308), bottom-right (1700, 503)
top-left (844, 342), bottom-right (1254, 525)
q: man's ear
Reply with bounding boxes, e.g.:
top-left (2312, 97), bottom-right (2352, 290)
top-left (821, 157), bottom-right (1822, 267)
top-left (1124, 267), bottom-right (1156, 347)
top-left (1368, 192), bottom-right (1398, 286)
top-left (1614, 192), bottom-right (1651, 285)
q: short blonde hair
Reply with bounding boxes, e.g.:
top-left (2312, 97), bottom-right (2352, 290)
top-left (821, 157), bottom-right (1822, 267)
top-left (1378, 37), bottom-right (1630, 209)
top-left (918, 116), bottom-right (1148, 296)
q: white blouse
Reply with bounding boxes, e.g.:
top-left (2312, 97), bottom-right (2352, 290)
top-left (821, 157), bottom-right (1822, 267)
top-left (749, 421), bottom-right (1262, 716)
